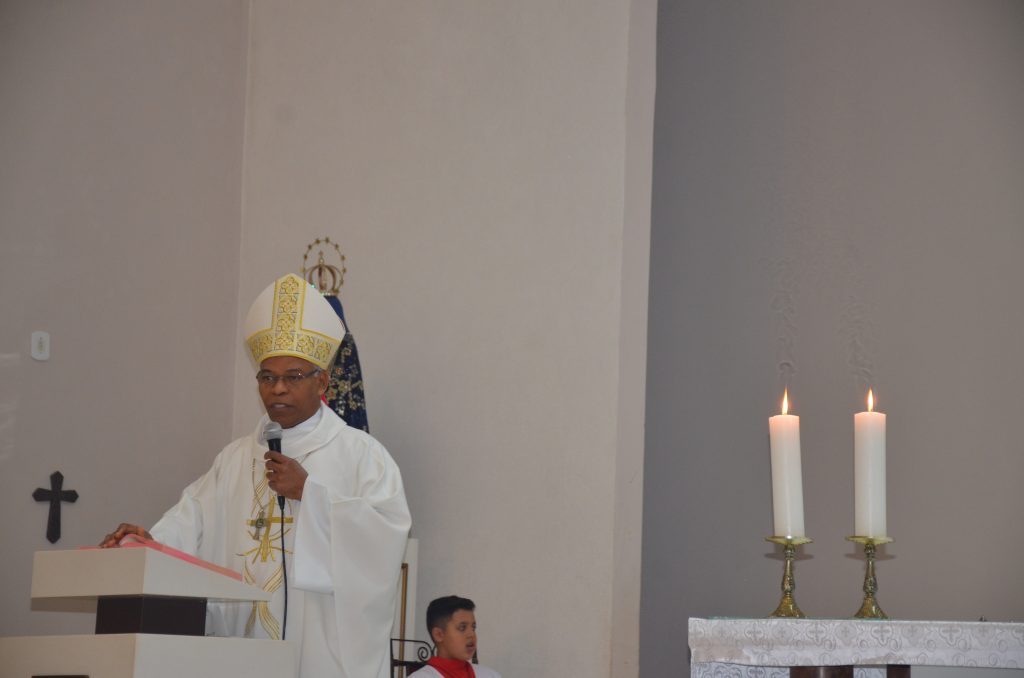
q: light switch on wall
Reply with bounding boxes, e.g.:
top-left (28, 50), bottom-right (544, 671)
top-left (31, 331), bottom-right (50, 361)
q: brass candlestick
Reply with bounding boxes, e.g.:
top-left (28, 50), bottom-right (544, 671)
top-left (846, 536), bottom-right (893, 619)
top-left (766, 536), bottom-right (812, 618)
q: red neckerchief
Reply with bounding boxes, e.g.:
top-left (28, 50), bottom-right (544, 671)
top-left (427, 656), bottom-right (476, 678)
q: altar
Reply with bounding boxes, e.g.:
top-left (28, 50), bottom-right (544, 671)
top-left (689, 617), bottom-right (1024, 677)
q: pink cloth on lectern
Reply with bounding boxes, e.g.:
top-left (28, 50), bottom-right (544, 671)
top-left (80, 534), bottom-right (242, 581)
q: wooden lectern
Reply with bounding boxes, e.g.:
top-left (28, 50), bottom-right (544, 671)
top-left (0, 548), bottom-right (296, 678)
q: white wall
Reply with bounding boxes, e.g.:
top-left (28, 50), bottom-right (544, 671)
top-left (233, 2), bottom-right (654, 676)
top-left (0, 1), bottom-right (248, 635)
top-left (642, 1), bottom-right (1024, 675)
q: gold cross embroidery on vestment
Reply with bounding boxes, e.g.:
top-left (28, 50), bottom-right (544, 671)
top-left (241, 460), bottom-right (294, 563)
top-left (238, 458), bottom-right (295, 639)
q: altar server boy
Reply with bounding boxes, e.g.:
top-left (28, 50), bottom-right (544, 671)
top-left (411, 595), bottom-right (501, 678)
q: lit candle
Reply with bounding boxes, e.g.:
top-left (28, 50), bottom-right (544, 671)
top-left (854, 389), bottom-right (886, 537)
top-left (769, 389), bottom-right (805, 538)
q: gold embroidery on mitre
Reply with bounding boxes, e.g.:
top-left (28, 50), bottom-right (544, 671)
top-left (274, 333), bottom-right (296, 350)
top-left (245, 273), bottom-right (341, 370)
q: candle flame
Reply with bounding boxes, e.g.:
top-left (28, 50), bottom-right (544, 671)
top-left (782, 388), bottom-right (789, 415)
top-left (867, 389), bottom-right (874, 412)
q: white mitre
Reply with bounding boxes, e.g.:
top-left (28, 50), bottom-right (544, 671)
top-left (243, 273), bottom-right (346, 371)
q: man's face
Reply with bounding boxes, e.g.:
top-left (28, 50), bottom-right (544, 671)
top-left (431, 610), bottom-right (477, 662)
top-left (257, 356), bottom-right (329, 429)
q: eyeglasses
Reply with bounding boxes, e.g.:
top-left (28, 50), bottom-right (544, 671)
top-left (256, 368), bottom-right (322, 387)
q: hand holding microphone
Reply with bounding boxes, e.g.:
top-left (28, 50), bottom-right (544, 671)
top-left (263, 421), bottom-right (307, 503)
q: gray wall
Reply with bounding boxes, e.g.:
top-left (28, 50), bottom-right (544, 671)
top-left (642, 1), bottom-right (1024, 674)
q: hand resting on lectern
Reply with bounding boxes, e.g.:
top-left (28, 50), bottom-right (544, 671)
top-left (98, 523), bottom-right (153, 548)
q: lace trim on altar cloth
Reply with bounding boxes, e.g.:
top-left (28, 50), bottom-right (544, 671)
top-left (689, 617), bottom-right (1024, 676)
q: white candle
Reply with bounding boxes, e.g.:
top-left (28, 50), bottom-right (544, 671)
top-left (769, 389), bottom-right (805, 538)
top-left (854, 389), bottom-right (886, 537)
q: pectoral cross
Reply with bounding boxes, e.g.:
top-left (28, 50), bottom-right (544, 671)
top-left (249, 510), bottom-right (268, 540)
top-left (33, 471), bottom-right (79, 543)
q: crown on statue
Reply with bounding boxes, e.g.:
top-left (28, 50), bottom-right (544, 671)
top-left (302, 237), bottom-right (347, 295)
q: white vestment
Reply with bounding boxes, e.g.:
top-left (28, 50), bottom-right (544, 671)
top-left (151, 403), bottom-right (411, 678)
top-left (410, 665), bottom-right (502, 678)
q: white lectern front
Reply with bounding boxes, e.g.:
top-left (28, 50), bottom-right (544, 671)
top-left (0, 548), bottom-right (296, 678)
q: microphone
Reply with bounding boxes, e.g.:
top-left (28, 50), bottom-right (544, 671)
top-left (263, 422), bottom-right (285, 510)
top-left (261, 420), bottom-right (288, 640)
top-left (263, 421), bottom-right (283, 453)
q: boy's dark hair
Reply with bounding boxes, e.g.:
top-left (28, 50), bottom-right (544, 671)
top-left (426, 595), bottom-right (476, 635)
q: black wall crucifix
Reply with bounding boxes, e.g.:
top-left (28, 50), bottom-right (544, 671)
top-left (33, 471), bottom-right (79, 543)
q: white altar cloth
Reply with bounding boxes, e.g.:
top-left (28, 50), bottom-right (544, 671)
top-left (690, 617), bottom-right (1024, 678)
